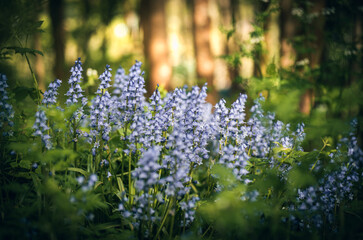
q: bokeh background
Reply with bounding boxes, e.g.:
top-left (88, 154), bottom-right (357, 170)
top-left (0, 0), bottom-right (362, 149)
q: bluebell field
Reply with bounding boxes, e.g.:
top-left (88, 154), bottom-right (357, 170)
top-left (0, 58), bottom-right (363, 239)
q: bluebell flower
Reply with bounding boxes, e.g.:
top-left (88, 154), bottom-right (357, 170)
top-left (64, 58), bottom-right (88, 145)
top-left (118, 60), bottom-right (147, 125)
top-left (149, 84), bottom-right (162, 113)
top-left (294, 122), bottom-right (362, 230)
top-left (32, 78), bottom-right (64, 149)
top-left (180, 195), bottom-right (199, 226)
top-left (112, 66), bottom-right (128, 96)
top-left (219, 144), bottom-right (249, 179)
top-left (42, 79), bottom-right (62, 107)
top-left (132, 147), bottom-right (161, 192)
top-left (89, 65), bottom-right (115, 154)
top-left (161, 126), bottom-right (193, 197)
top-left (32, 109), bottom-right (52, 149)
top-left (76, 176), bottom-right (85, 185)
top-left (80, 174), bottom-right (98, 191)
top-left (32, 163), bottom-right (38, 169)
top-left (65, 58), bottom-right (86, 106)
top-left (0, 74), bottom-right (14, 136)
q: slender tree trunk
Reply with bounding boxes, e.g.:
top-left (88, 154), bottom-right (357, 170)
top-left (34, 31), bottom-right (45, 93)
top-left (280, 0), bottom-right (296, 69)
top-left (79, 0), bottom-right (92, 58)
top-left (350, 7), bottom-right (362, 84)
top-left (33, 4), bottom-right (45, 93)
top-left (352, 3), bottom-right (363, 145)
top-left (49, 0), bottom-right (65, 81)
top-left (140, 0), bottom-right (172, 95)
top-left (261, 2), bottom-right (280, 75)
top-left (236, 0), bottom-right (254, 79)
top-left (299, 0), bottom-right (325, 115)
top-left (216, 0), bottom-right (236, 91)
top-left (192, 0), bottom-right (217, 104)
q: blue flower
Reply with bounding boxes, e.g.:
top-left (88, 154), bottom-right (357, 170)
top-left (112, 66), bottom-right (129, 96)
top-left (32, 109), bottom-right (52, 149)
top-left (42, 79), bottom-right (62, 107)
top-left (118, 60), bottom-right (147, 125)
top-left (89, 65), bottom-right (114, 153)
top-left (0, 74), bottom-right (14, 136)
top-left (132, 147), bottom-right (161, 192)
top-left (65, 58), bottom-right (86, 106)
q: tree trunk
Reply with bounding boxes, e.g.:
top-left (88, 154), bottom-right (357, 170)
top-left (192, 0), bottom-right (217, 104)
top-left (34, 31), bottom-right (45, 93)
top-left (350, 6), bottom-right (362, 84)
top-left (49, 0), bottom-right (65, 81)
top-left (280, 0), bottom-right (296, 69)
top-left (352, 2), bottom-right (363, 145)
top-left (236, 0), bottom-right (255, 79)
top-left (299, 0), bottom-right (325, 115)
top-left (261, 2), bottom-right (280, 75)
top-left (140, 0), bottom-right (172, 95)
top-left (33, 5), bottom-right (45, 93)
top-left (216, 0), bottom-right (237, 92)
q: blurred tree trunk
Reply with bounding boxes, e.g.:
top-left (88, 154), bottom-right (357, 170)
top-left (33, 5), bottom-right (45, 93)
top-left (236, 0), bottom-right (255, 79)
top-left (216, 0), bottom-right (238, 92)
top-left (352, 3), bottom-right (363, 145)
top-left (261, 2), bottom-right (280, 75)
top-left (34, 32), bottom-right (45, 93)
top-left (49, 0), bottom-right (65, 81)
top-left (280, 0), bottom-right (296, 69)
top-left (192, 0), bottom-right (217, 104)
top-left (100, 0), bottom-right (117, 60)
top-left (350, 5), bottom-right (362, 85)
top-left (79, 0), bottom-right (92, 59)
top-left (299, 0), bottom-right (325, 115)
top-left (140, 0), bottom-right (172, 95)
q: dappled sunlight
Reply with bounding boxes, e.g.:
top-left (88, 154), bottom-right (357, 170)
top-left (0, 0), bottom-right (363, 239)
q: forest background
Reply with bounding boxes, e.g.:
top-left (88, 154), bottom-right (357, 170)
top-left (0, 0), bottom-right (362, 150)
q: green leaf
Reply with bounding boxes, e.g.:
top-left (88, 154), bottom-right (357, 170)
top-left (67, 167), bottom-right (89, 177)
top-left (10, 162), bottom-right (18, 168)
top-left (30, 172), bottom-right (42, 196)
top-left (297, 150), bottom-right (320, 167)
top-left (5, 46), bottom-right (43, 56)
top-left (94, 181), bottom-right (103, 189)
top-left (19, 159), bottom-right (31, 169)
top-left (117, 177), bottom-right (125, 193)
top-left (288, 168), bottom-right (316, 188)
top-left (91, 222), bottom-right (122, 231)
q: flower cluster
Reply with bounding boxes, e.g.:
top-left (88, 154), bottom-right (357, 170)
top-left (66, 58), bottom-right (86, 106)
top-left (42, 79), bottom-right (61, 107)
top-left (295, 120), bottom-right (363, 230)
top-left (32, 110), bottom-right (51, 149)
top-left (76, 174), bottom-right (98, 192)
top-left (26, 59), bottom-right (362, 238)
top-left (117, 60), bottom-right (147, 125)
top-left (89, 65), bottom-right (114, 154)
top-left (32, 79), bottom-right (63, 149)
top-left (0, 74), bottom-right (14, 136)
top-left (65, 58), bottom-right (88, 145)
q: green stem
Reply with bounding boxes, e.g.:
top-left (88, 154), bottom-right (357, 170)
top-left (154, 198), bottom-right (172, 240)
top-left (128, 151), bottom-right (132, 204)
top-left (169, 208), bottom-right (175, 240)
top-left (16, 36), bottom-right (41, 105)
top-left (310, 139), bottom-right (328, 172)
